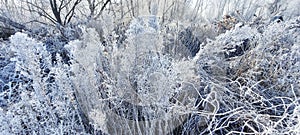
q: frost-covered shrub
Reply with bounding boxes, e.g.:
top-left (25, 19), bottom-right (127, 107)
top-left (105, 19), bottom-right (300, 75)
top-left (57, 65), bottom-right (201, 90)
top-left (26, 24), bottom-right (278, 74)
top-left (65, 16), bottom-right (204, 134)
top-left (0, 41), bottom-right (16, 107)
top-left (191, 16), bottom-right (300, 134)
top-left (248, 18), bottom-right (300, 97)
top-left (64, 26), bottom-right (105, 119)
top-left (0, 41), bottom-right (13, 87)
top-left (0, 33), bottom-right (85, 134)
top-left (0, 37), bottom-right (37, 105)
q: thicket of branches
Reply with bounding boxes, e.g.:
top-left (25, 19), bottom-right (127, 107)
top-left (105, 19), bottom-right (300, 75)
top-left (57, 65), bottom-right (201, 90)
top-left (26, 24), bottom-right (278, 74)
top-left (0, 0), bottom-right (300, 134)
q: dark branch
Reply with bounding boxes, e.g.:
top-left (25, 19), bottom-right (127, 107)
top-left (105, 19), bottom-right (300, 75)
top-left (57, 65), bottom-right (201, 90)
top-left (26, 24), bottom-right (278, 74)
top-left (50, 0), bottom-right (63, 25)
top-left (64, 0), bottom-right (82, 25)
top-left (94, 0), bottom-right (111, 19)
top-left (26, 1), bottom-right (57, 24)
